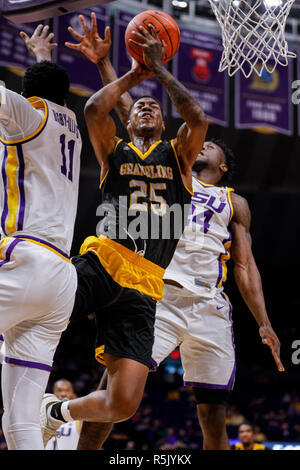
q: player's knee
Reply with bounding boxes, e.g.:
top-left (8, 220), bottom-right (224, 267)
top-left (197, 404), bottom-right (226, 436)
top-left (111, 396), bottom-right (139, 422)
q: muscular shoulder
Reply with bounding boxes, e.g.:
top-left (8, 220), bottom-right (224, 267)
top-left (230, 192), bottom-right (251, 230)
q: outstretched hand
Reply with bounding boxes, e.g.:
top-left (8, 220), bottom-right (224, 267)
top-left (65, 12), bottom-right (111, 64)
top-left (20, 24), bottom-right (57, 62)
top-left (259, 323), bottom-right (285, 372)
top-left (129, 23), bottom-right (167, 71)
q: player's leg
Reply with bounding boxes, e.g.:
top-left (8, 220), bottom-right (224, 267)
top-left (1, 363), bottom-right (50, 449)
top-left (194, 389), bottom-right (231, 450)
top-left (0, 242), bottom-right (77, 450)
top-left (77, 370), bottom-right (113, 450)
top-left (179, 292), bottom-right (235, 450)
top-left (76, 292), bottom-right (182, 450)
top-left (44, 353), bottom-right (149, 438)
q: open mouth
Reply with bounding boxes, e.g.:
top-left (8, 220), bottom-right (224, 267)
top-left (140, 113), bottom-right (153, 119)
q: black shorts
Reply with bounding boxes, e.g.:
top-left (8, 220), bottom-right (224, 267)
top-left (71, 252), bottom-right (156, 369)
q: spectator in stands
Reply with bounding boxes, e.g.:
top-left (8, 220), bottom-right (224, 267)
top-left (232, 423), bottom-right (267, 450)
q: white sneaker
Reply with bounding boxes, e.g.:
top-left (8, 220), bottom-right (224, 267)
top-left (40, 393), bottom-right (65, 446)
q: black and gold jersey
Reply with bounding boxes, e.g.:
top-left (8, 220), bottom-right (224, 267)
top-left (80, 138), bottom-right (192, 300)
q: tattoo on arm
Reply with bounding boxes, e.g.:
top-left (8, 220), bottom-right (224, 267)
top-left (153, 66), bottom-right (206, 127)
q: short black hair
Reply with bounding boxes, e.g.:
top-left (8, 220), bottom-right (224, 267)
top-left (22, 61), bottom-right (70, 106)
top-left (210, 137), bottom-right (235, 183)
top-left (238, 422), bottom-right (254, 432)
top-left (128, 95), bottom-right (164, 119)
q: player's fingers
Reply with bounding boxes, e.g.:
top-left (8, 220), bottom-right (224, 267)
top-left (65, 42), bottom-right (81, 50)
top-left (138, 25), bottom-right (152, 39)
top-left (68, 26), bottom-right (84, 42)
top-left (91, 12), bottom-right (98, 36)
top-left (272, 348), bottom-right (285, 372)
top-left (41, 25), bottom-right (50, 38)
top-left (129, 38), bottom-right (146, 49)
top-left (47, 32), bottom-right (55, 42)
top-left (148, 23), bottom-right (158, 38)
top-left (131, 30), bottom-right (146, 42)
top-left (49, 43), bottom-right (58, 50)
top-left (19, 31), bottom-right (30, 42)
top-left (32, 24), bottom-right (44, 38)
top-left (79, 14), bottom-right (90, 36)
top-left (104, 25), bottom-right (111, 44)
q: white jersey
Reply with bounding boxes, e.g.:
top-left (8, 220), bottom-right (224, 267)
top-left (164, 177), bottom-right (234, 298)
top-left (0, 88), bottom-right (81, 256)
top-left (45, 421), bottom-right (82, 450)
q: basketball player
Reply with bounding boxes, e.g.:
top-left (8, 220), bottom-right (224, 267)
top-left (58, 14), bottom-right (283, 451)
top-left (0, 25), bottom-right (81, 449)
top-left (46, 379), bottom-right (82, 450)
top-left (74, 143), bottom-right (283, 451)
top-left (231, 423), bottom-right (267, 450)
top-left (40, 18), bottom-right (208, 445)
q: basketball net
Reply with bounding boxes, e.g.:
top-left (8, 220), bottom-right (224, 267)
top-left (208, 0), bottom-right (296, 77)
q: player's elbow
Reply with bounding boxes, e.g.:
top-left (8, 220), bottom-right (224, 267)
top-left (84, 99), bottom-right (98, 120)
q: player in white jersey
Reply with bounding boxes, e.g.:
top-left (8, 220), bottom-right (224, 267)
top-left (150, 139), bottom-right (283, 449)
top-left (0, 26), bottom-right (81, 450)
top-left (46, 379), bottom-right (82, 450)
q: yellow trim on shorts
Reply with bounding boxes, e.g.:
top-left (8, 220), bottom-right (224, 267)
top-left (5, 146), bottom-right (19, 234)
top-left (17, 237), bottom-right (71, 262)
top-left (0, 237), bottom-right (11, 259)
top-left (80, 235), bottom-right (165, 300)
top-left (95, 345), bottom-right (106, 365)
top-left (0, 96), bottom-right (48, 145)
top-left (227, 187), bottom-right (234, 222)
top-left (170, 139), bottom-right (194, 196)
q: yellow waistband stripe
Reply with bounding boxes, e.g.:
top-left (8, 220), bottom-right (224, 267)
top-left (80, 235), bottom-right (165, 300)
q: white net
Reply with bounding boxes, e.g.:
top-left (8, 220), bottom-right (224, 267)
top-left (208, 0), bottom-right (296, 77)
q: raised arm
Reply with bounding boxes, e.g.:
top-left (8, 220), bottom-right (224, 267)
top-left (230, 192), bottom-right (284, 372)
top-left (84, 61), bottom-right (149, 166)
top-left (65, 13), bottom-right (133, 127)
top-left (20, 24), bottom-right (58, 62)
top-left (130, 25), bottom-right (208, 181)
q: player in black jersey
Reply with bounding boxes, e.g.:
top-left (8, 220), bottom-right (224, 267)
top-left (40, 14), bottom-right (208, 444)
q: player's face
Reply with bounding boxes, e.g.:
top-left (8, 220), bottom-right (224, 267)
top-left (53, 380), bottom-right (75, 400)
top-left (192, 141), bottom-right (227, 175)
top-left (128, 97), bottom-right (165, 137)
top-left (238, 425), bottom-right (255, 444)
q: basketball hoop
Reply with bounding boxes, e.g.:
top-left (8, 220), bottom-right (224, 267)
top-left (208, 0), bottom-right (296, 77)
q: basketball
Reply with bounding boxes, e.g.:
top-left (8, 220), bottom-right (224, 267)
top-left (125, 10), bottom-right (181, 66)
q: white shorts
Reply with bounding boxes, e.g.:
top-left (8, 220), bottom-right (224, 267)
top-left (0, 237), bottom-right (77, 371)
top-left (152, 284), bottom-right (236, 389)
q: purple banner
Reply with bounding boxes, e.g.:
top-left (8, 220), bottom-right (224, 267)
top-left (172, 28), bottom-right (228, 126)
top-left (113, 9), bottom-right (165, 106)
top-left (235, 62), bottom-right (293, 136)
top-left (55, 5), bottom-right (109, 94)
top-left (0, 17), bottom-right (43, 70)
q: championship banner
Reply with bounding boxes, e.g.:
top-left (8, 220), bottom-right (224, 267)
top-left (55, 5), bottom-right (109, 95)
top-left (0, 16), bottom-right (42, 71)
top-left (172, 28), bottom-right (228, 126)
top-left (113, 9), bottom-right (165, 106)
top-left (235, 62), bottom-right (293, 135)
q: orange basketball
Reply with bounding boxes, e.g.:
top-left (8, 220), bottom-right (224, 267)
top-left (125, 10), bottom-right (181, 66)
